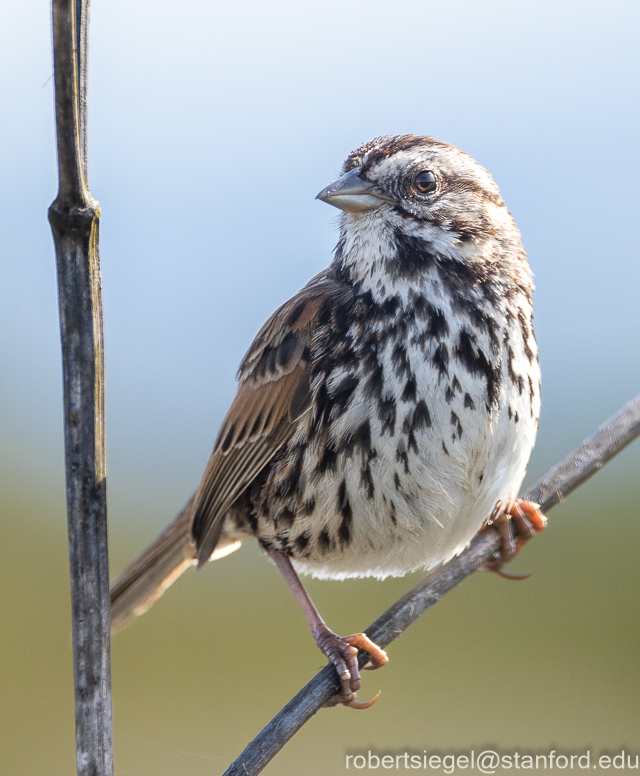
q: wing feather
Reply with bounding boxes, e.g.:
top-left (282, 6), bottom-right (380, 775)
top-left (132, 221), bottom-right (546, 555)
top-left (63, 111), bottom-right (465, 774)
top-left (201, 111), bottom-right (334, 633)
top-left (190, 271), bottom-right (349, 565)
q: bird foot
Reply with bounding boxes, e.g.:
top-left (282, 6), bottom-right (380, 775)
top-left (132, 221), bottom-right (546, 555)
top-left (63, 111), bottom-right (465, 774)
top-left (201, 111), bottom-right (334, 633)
top-left (483, 499), bottom-right (547, 576)
top-left (313, 628), bottom-right (388, 709)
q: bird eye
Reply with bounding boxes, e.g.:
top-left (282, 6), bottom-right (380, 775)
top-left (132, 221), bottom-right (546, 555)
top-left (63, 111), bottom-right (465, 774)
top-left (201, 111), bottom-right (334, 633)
top-left (414, 170), bottom-right (437, 194)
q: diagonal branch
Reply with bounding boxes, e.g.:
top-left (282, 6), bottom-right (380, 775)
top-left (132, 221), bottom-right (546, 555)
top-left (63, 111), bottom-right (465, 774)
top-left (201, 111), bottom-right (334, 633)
top-left (222, 393), bottom-right (640, 776)
top-left (49, 1), bottom-right (113, 774)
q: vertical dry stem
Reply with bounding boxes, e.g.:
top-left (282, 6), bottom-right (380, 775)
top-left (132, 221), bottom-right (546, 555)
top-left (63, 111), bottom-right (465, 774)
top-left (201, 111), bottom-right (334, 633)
top-left (49, 1), bottom-right (113, 773)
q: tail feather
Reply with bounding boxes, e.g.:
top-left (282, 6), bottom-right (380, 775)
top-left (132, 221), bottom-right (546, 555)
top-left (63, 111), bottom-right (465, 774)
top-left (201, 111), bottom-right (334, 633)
top-left (109, 493), bottom-right (242, 633)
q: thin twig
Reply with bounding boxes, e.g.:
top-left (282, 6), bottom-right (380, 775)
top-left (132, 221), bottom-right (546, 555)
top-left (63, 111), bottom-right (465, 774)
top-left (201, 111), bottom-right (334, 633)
top-left (222, 394), bottom-right (640, 776)
top-left (49, 1), bottom-right (113, 774)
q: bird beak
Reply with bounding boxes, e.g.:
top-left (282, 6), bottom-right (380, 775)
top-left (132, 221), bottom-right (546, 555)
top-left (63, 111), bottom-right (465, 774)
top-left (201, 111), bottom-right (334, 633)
top-left (316, 167), bottom-right (392, 212)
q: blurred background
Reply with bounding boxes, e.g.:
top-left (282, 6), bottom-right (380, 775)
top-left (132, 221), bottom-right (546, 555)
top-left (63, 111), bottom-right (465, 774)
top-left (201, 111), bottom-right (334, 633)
top-left (1, 0), bottom-right (639, 773)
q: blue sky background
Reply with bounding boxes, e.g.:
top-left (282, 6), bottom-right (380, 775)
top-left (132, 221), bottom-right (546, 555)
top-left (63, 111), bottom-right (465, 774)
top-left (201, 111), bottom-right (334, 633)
top-left (1, 2), bottom-right (639, 774)
top-left (2, 0), bottom-right (639, 516)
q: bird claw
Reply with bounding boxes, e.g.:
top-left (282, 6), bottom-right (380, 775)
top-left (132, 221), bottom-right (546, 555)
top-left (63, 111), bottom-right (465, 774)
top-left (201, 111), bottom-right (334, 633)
top-left (490, 566), bottom-right (533, 581)
top-left (483, 499), bottom-right (546, 576)
top-left (343, 690), bottom-right (382, 710)
top-left (343, 632), bottom-right (389, 670)
top-left (314, 628), bottom-right (388, 710)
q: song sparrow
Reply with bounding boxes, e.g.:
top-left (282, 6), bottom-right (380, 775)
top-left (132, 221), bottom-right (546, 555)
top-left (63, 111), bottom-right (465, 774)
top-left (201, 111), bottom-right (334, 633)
top-left (110, 134), bottom-right (545, 708)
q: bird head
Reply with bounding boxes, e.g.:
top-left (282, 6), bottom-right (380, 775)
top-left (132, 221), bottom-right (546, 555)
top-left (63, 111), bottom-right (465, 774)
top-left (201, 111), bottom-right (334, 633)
top-left (317, 135), bottom-right (528, 293)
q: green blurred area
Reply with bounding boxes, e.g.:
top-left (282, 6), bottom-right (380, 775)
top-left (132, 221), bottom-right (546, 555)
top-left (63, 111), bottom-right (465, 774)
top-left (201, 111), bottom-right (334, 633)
top-left (1, 442), bottom-right (638, 775)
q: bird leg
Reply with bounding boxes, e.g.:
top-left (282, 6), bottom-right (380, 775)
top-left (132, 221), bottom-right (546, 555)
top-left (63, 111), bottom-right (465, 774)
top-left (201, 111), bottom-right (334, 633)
top-left (483, 499), bottom-right (547, 577)
top-left (267, 548), bottom-right (388, 709)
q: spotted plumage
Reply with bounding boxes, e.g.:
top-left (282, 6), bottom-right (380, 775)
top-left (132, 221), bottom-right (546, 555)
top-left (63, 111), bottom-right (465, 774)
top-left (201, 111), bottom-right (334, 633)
top-left (191, 135), bottom-right (540, 582)
top-left (110, 134), bottom-right (543, 707)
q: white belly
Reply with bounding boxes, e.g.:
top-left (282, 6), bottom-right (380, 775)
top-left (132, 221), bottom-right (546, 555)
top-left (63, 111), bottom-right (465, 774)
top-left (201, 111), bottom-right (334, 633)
top-left (291, 319), bottom-right (539, 580)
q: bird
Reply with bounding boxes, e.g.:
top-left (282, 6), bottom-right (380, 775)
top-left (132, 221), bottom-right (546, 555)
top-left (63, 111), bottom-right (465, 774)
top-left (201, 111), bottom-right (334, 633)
top-left (110, 134), bottom-right (545, 709)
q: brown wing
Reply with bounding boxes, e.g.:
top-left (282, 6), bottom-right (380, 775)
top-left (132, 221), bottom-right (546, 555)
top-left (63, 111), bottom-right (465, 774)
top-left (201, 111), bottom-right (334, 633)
top-left (190, 270), bottom-right (348, 566)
